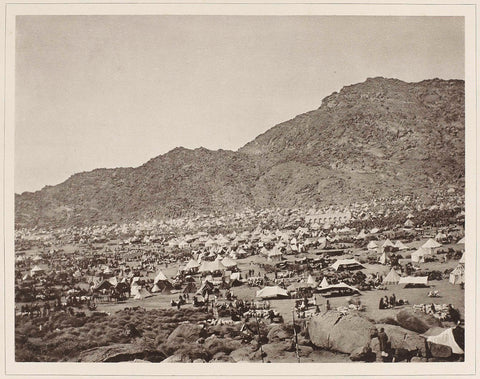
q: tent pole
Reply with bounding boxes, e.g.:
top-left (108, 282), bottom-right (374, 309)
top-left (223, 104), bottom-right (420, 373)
top-left (292, 308), bottom-right (300, 363)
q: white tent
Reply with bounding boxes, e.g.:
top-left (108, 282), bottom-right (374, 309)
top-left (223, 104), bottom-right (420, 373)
top-left (267, 248), bottom-right (282, 262)
top-left (383, 268), bottom-right (401, 285)
top-left (356, 230), bottom-right (368, 240)
top-left (319, 277), bottom-right (329, 288)
top-left (449, 264), bottom-right (465, 285)
top-left (411, 247), bottom-right (431, 263)
top-left (154, 270), bottom-right (168, 283)
top-left (394, 240), bottom-right (409, 250)
top-left (331, 259), bottom-right (365, 271)
top-left (457, 237), bottom-right (465, 244)
top-left (307, 275), bottom-right (317, 287)
top-left (426, 327), bottom-right (464, 354)
top-left (398, 276), bottom-right (429, 286)
top-left (367, 241), bottom-right (378, 250)
top-left (134, 287), bottom-right (152, 300)
top-left (382, 239), bottom-right (395, 249)
top-left (256, 286), bottom-right (289, 299)
top-left (185, 259), bottom-right (200, 271)
top-left (378, 251), bottom-right (388, 265)
top-left (421, 238), bottom-right (442, 253)
top-left (317, 282), bottom-right (361, 294)
top-left (221, 257), bottom-right (238, 268)
top-left (459, 252), bottom-right (465, 264)
top-left (30, 265), bottom-right (45, 276)
top-left (198, 260), bottom-right (227, 273)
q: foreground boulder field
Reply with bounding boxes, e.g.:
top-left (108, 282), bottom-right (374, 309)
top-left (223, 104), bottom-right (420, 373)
top-left (15, 303), bottom-right (464, 363)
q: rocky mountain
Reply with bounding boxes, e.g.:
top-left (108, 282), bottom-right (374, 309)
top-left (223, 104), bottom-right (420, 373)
top-left (15, 77), bottom-right (464, 228)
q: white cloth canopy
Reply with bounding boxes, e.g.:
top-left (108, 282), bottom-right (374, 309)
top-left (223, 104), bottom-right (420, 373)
top-left (256, 286), bottom-right (289, 299)
top-left (331, 259), bottom-right (365, 271)
top-left (221, 257), bottom-right (238, 268)
top-left (317, 282), bottom-right (360, 294)
top-left (426, 328), bottom-right (464, 354)
top-left (398, 276), bottom-right (429, 286)
top-left (394, 240), bottom-right (409, 250)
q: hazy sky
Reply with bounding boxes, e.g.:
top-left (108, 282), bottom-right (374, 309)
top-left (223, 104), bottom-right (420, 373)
top-left (15, 16), bottom-right (464, 194)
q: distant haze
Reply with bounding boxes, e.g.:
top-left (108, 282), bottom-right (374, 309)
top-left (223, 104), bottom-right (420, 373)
top-left (15, 15), bottom-right (464, 194)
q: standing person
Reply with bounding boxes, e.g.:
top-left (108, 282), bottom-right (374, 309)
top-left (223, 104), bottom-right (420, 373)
top-left (384, 295), bottom-right (390, 308)
top-left (378, 327), bottom-right (389, 360)
top-left (390, 293), bottom-right (396, 308)
top-left (379, 297), bottom-right (385, 309)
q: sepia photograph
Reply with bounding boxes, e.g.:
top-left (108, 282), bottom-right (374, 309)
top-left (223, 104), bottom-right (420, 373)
top-left (2, 2), bottom-right (478, 378)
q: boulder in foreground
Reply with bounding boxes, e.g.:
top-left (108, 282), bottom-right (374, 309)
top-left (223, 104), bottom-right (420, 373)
top-left (308, 311), bottom-right (374, 354)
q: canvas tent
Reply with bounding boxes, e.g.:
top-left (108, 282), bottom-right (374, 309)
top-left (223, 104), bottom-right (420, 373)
top-left (394, 240), bottom-right (409, 250)
top-left (378, 251), bottom-right (389, 265)
top-left (426, 327), bottom-right (464, 354)
top-left (154, 270), bottom-right (168, 283)
top-left (221, 257), bottom-right (238, 269)
top-left (134, 287), bottom-right (152, 300)
top-left (449, 264), bottom-right (465, 285)
top-left (198, 260), bottom-right (227, 273)
top-left (30, 265), bottom-right (45, 276)
top-left (367, 241), bottom-right (378, 251)
top-left (256, 286), bottom-right (289, 299)
top-left (331, 259), bottom-right (365, 271)
top-left (185, 259), bottom-right (200, 271)
top-left (457, 237), bottom-right (465, 245)
top-left (383, 268), bottom-right (401, 285)
top-left (411, 247), bottom-right (431, 263)
top-left (319, 277), bottom-right (329, 288)
top-left (398, 276), bottom-right (429, 287)
top-left (382, 239), bottom-right (395, 249)
top-left (307, 275), bottom-right (317, 287)
top-left (316, 282), bottom-right (361, 296)
top-left (421, 238), bottom-right (442, 254)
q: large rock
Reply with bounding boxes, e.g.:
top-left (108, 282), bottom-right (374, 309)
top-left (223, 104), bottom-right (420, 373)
top-left (229, 346), bottom-right (256, 362)
top-left (203, 335), bottom-right (243, 356)
top-left (308, 311), bottom-right (375, 354)
top-left (428, 342), bottom-right (452, 358)
top-left (372, 324), bottom-right (427, 356)
top-left (261, 341), bottom-right (291, 358)
top-left (396, 309), bottom-right (443, 334)
top-left (161, 354), bottom-right (191, 363)
top-left (166, 323), bottom-right (205, 347)
top-left (78, 344), bottom-right (165, 362)
top-left (349, 345), bottom-right (376, 362)
top-left (267, 324), bottom-right (291, 343)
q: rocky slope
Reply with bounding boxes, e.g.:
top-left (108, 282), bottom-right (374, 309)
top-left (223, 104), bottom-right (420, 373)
top-left (15, 77), bottom-right (464, 228)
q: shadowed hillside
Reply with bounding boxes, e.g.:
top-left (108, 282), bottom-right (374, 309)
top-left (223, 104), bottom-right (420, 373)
top-left (15, 77), bottom-right (464, 228)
